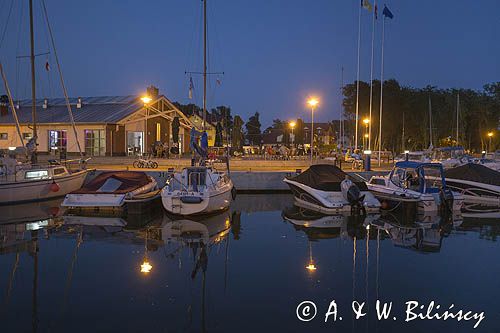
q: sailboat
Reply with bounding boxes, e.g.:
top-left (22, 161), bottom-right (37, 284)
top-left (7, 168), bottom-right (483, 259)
top-left (0, 0), bottom-right (89, 204)
top-left (161, 0), bottom-right (234, 215)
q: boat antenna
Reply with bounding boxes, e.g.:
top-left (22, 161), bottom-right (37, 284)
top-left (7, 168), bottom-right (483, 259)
top-left (203, 0), bottom-right (207, 131)
top-left (29, 0), bottom-right (37, 164)
top-left (41, 0), bottom-right (84, 158)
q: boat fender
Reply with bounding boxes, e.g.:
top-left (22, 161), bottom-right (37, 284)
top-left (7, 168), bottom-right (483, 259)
top-left (231, 186), bottom-right (237, 200)
top-left (50, 180), bottom-right (60, 192)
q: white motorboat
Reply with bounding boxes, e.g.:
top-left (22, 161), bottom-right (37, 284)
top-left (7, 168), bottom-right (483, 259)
top-left (283, 164), bottom-right (381, 215)
top-left (62, 171), bottom-right (159, 210)
top-left (431, 146), bottom-right (468, 169)
top-left (367, 161), bottom-right (464, 213)
top-left (442, 163), bottom-right (500, 207)
top-left (0, 158), bottom-right (88, 205)
top-left (161, 166), bottom-right (234, 216)
top-left (394, 151), bottom-right (432, 163)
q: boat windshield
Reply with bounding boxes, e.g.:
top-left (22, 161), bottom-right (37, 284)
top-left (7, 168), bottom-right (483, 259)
top-left (421, 165), bottom-right (443, 193)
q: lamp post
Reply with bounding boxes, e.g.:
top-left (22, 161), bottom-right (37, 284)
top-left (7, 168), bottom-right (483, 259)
top-left (289, 121), bottom-right (296, 147)
top-left (363, 118), bottom-right (370, 150)
top-left (487, 132), bottom-right (493, 153)
top-left (141, 95), bottom-right (152, 156)
top-left (307, 98), bottom-right (318, 164)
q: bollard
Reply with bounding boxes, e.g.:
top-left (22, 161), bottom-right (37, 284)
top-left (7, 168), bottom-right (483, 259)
top-left (364, 150), bottom-right (372, 171)
top-left (404, 150), bottom-right (410, 162)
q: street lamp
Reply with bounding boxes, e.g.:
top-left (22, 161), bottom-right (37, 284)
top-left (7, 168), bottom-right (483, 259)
top-left (307, 98), bottom-right (319, 164)
top-left (363, 118), bottom-right (370, 150)
top-left (141, 95), bottom-right (152, 156)
top-left (289, 121), bottom-right (296, 145)
top-left (487, 132), bottom-right (494, 153)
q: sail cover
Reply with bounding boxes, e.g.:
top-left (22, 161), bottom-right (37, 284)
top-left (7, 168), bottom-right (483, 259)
top-left (444, 163), bottom-right (500, 186)
top-left (288, 164), bottom-right (367, 191)
top-left (72, 171), bottom-right (151, 194)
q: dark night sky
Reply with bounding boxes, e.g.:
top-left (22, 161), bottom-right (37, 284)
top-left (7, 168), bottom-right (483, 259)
top-left (0, 0), bottom-right (498, 126)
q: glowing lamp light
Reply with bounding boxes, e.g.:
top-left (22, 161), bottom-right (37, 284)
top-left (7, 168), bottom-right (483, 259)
top-left (364, 133), bottom-right (369, 138)
top-left (487, 132), bottom-right (494, 137)
top-left (289, 121), bottom-right (296, 128)
top-left (8, 146), bottom-right (16, 151)
top-left (366, 224), bottom-right (370, 230)
top-left (363, 118), bottom-right (370, 125)
top-left (306, 263), bottom-right (317, 271)
top-left (141, 260), bottom-right (152, 274)
top-left (141, 96), bottom-right (152, 104)
top-left (404, 150), bottom-right (410, 154)
top-left (307, 98), bottom-right (319, 107)
top-left (482, 150), bottom-right (486, 154)
top-left (363, 150), bottom-right (372, 155)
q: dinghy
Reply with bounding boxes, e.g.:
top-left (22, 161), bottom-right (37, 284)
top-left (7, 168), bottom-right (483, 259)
top-left (283, 164), bottom-right (380, 215)
top-left (62, 171), bottom-right (158, 210)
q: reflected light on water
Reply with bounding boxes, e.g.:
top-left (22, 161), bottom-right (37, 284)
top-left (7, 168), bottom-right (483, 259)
top-left (140, 260), bottom-right (152, 274)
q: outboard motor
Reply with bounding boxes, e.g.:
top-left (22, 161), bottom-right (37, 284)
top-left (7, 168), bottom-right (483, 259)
top-left (341, 176), bottom-right (366, 215)
top-left (439, 187), bottom-right (454, 216)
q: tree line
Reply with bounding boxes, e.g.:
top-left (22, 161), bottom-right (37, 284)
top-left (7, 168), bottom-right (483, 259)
top-left (342, 80), bottom-right (499, 153)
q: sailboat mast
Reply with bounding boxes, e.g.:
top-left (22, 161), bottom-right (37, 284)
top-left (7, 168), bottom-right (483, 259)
top-left (428, 95), bottom-right (433, 147)
top-left (29, 0), bottom-right (37, 163)
top-left (456, 93), bottom-right (460, 145)
top-left (202, 0), bottom-right (207, 131)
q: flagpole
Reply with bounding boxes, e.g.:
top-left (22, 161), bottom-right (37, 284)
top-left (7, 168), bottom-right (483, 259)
top-left (340, 66), bottom-right (344, 150)
top-left (368, 0), bottom-right (376, 151)
top-left (378, 15), bottom-right (385, 166)
top-left (355, 1), bottom-right (362, 150)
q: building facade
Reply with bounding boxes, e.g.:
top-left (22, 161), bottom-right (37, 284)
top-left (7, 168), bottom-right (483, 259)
top-left (0, 90), bottom-right (193, 156)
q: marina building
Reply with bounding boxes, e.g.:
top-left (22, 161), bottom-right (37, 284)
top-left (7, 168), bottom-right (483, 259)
top-left (0, 87), bottom-right (193, 156)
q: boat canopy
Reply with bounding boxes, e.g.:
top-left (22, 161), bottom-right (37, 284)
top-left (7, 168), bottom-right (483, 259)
top-left (444, 163), bottom-right (500, 186)
top-left (72, 171), bottom-right (151, 194)
top-left (395, 161), bottom-right (443, 169)
top-left (288, 164), bottom-right (367, 191)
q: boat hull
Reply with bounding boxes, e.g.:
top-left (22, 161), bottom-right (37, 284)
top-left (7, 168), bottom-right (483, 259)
top-left (161, 180), bottom-right (233, 216)
top-left (0, 170), bottom-right (88, 205)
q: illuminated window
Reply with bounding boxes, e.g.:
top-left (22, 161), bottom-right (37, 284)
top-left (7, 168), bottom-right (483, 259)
top-left (156, 123), bottom-right (161, 141)
top-left (0, 133), bottom-right (7, 140)
top-left (85, 129), bottom-right (106, 156)
top-left (48, 130), bottom-right (67, 151)
top-left (25, 170), bottom-right (49, 179)
top-left (23, 133), bottom-right (33, 140)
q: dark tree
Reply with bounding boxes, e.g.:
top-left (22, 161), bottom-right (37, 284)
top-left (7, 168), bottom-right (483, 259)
top-left (245, 112), bottom-right (262, 146)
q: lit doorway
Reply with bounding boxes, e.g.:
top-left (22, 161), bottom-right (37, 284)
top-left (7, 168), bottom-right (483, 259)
top-left (127, 131), bottom-right (143, 156)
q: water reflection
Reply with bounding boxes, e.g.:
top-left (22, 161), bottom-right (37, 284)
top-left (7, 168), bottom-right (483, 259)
top-left (0, 195), bottom-right (499, 332)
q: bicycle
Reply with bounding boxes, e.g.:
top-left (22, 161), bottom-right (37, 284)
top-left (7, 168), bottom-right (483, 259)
top-left (133, 157), bottom-right (158, 169)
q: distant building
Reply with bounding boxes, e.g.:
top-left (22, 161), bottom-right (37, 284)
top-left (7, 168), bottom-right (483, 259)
top-left (303, 122), bottom-right (335, 145)
top-left (262, 128), bottom-right (285, 147)
top-left (0, 86), bottom-right (193, 156)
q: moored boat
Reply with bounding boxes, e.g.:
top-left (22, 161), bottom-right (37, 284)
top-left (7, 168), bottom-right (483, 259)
top-left (62, 171), bottom-right (159, 210)
top-left (367, 161), bottom-right (464, 213)
top-left (0, 158), bottom-right (88, 205)
top-left (161, 166), bottom-right (234, 216)
top-left (283, 164), bottom-right (381, 215)
top-left (442, 163), bottom-right (500, 207)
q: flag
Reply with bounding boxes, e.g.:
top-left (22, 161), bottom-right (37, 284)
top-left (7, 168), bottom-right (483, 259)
top-left (45, 61), bottom-right (50, 71)
top-left (188, 77), bottom-right (194, 99)
top-left (374, 4), bottom-right (378, 19)
top-left (362, 0), bottom-right (372, 11)
top-left (382, 5), bottom-right (393, 19)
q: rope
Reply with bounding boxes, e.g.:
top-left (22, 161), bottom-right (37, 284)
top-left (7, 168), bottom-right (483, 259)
top-left (41, 0), bottom-right (83, 158)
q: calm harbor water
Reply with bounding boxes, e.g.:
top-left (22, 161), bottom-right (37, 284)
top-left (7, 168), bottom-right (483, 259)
top-left (0, 194), bottom-right (499, 332)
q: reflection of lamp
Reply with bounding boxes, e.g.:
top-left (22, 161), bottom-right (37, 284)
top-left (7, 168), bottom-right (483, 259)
top-left (305, 241), bottom-right (317, 272)
top-left (487, 132), bottom-right (494, 153)
top-left (289, 121), bottom-right (296, 145)
top-left (141, 260), bottom-right (152, 274)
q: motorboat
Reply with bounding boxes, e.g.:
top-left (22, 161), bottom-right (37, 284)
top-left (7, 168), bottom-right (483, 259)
top-left (367, 161), bottom-right (464, 213)
top-left (161, 166), bottom-right (234, 216)
top-left (62, 171), bottom-right (159, 210)
top-left (394, 151), bottom-right (432, 163)
top-left (431, 146), bottom-right (469, 169)
top-left (442, 163), bottom-right (500, 207)
top-left (370, 212), bottom-right (462, 253)
top-left (283, 164), bottom-right (381, 215)
top-left (468, 158), bottom-right (500, 172)
top-left (0, 157), bottom-right (89, 205)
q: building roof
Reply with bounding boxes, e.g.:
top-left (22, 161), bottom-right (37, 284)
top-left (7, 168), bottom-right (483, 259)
top-left (262, 128), bottom-right (284, 144)
top-left (0, 95), bottom-right (145, 124)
